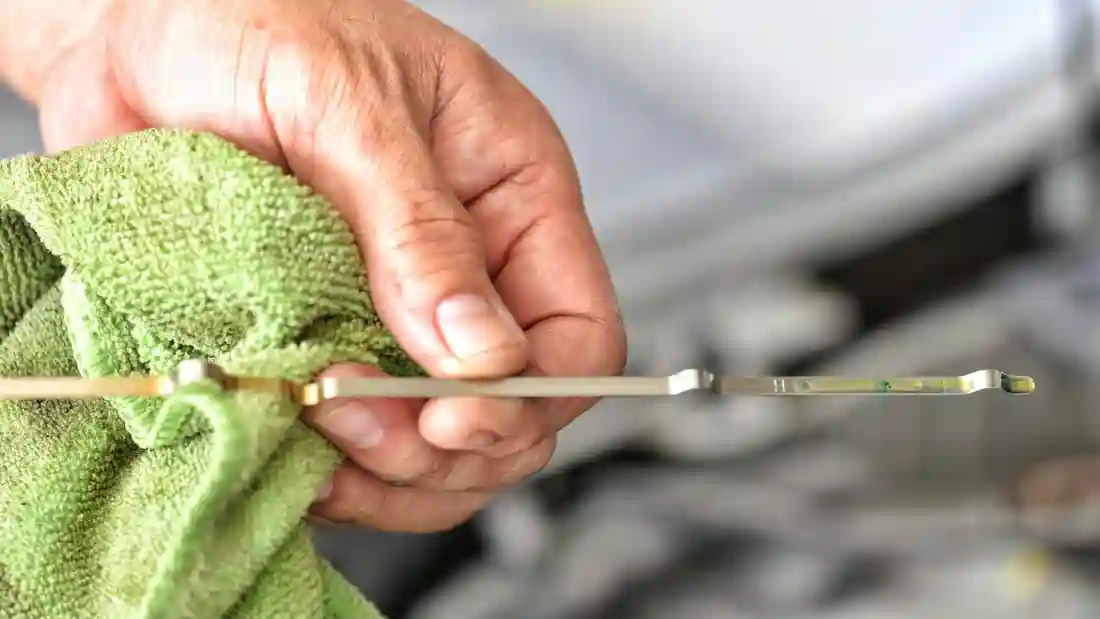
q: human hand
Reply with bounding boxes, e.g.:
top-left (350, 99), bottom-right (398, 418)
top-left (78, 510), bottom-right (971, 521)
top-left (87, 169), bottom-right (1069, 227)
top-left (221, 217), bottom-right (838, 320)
top-left (27, 0), bottom-right (626, 532)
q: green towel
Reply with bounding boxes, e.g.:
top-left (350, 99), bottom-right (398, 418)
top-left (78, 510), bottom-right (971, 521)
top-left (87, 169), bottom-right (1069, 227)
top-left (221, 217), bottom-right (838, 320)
top-left (0, 128), bottom-right (422, 618)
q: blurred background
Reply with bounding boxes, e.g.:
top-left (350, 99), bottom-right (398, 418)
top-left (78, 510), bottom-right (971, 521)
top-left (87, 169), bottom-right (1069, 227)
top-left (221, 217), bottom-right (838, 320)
top-left (7, 0), bottom-right (1100, 616)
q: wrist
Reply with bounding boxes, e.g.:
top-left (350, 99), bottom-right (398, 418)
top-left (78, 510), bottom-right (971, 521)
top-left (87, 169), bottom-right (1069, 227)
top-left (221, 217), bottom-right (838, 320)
top-left (0, 0), bottom-right (118, 102)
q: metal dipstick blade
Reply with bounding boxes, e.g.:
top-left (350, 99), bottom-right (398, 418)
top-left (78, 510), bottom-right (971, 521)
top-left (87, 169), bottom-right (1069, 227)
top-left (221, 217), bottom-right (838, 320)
top-left (0, 376), bottom-right (167, 400)
top-left (714, 370), bottom-right (1036, 396)
top-left (314, 375), bottom-right (683, 401)
top-left (0, 362), bottom-right (1035, 403)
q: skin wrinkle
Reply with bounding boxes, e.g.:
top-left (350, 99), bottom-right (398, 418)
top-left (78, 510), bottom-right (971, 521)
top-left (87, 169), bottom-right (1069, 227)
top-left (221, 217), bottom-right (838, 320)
top-left (396, 46), bottom-right (441, 135)
top-left (449, 440), bottom-right (556, 493)
top-left (274, 39), bottom-right (358, 189)
top-left (500, 437), bottom-right (555, 485)
top-left (496, 255), bottom-right (600, 325)
top-left (431, 53), bottom-right (539, 205)
top-left (335, 25), bottom-right (429, 131)
top-left (433, 92), bottom-right (621, 446)
top-left (374, 184), bottom-right (495, 325)
top-left (486, 196), bottom-right (553, 283)
top-left (331, 465), bottom-right (490, 533)
top-left (436, 453), bottom-right (481, 491)
top-left (385, 210), bottom-right (482, 257)
top-left (383, 212), bottom-right (487, 299)
top-left (419, 395), bottom-right (534, 457)
top-left (339, 110), bottom-right (433, 211)
top-left (439, 126), bottom-right (528, 208)
top-left (427, 46), bottom-right (450, 129)
top-left (410, 439), bottom-right (555, 493)
top-left (232, 28), bottom-right (247, 134)
top-left (263, 53), bottom-right (311, 182)
top-left (523, 314), bottom-right (626, 431)
top-left (380, 447), bottom-right (474, 490)
top-left (364, 430), bottom-right (554, 493)
top-left (376, 455), bottom-right (436, 487)
top-left (238, 25), bottom-right (289, 171)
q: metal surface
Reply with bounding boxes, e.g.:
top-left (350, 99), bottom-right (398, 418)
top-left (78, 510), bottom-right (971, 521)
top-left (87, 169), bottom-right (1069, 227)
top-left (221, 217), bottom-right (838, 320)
top-left (714, 370), bottom-right (1035, 396)
top-left (0, 361), bottom-right (1035, 404)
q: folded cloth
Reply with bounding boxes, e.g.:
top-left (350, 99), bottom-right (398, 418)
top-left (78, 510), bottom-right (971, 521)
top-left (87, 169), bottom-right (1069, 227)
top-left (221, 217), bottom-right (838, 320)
top-left (0, 128), bottom-right (422, 618)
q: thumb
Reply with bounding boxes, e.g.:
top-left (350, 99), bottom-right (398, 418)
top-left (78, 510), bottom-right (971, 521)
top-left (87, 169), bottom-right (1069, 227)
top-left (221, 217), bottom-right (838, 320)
top-left (311, 114), bottom-right (528, 378)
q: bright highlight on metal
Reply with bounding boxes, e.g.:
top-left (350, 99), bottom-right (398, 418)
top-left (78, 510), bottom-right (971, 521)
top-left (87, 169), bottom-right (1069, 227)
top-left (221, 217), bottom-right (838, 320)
top-left (0, 360), bottom-right (1035, 405)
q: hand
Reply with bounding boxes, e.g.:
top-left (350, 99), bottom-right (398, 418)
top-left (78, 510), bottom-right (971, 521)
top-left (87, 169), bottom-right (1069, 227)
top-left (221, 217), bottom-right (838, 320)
top-left (29, 0), bottom-right (626, 532)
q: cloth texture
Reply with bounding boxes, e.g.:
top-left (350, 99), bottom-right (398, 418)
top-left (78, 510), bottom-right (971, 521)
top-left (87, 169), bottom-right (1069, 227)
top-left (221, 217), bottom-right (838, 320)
top-left (0, 128), bottom-right (421, 618)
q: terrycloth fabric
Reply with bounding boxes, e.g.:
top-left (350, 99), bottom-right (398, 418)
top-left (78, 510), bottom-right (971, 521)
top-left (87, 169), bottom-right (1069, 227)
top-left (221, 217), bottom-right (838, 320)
top-left (0, 128), bottom-right (422, 618)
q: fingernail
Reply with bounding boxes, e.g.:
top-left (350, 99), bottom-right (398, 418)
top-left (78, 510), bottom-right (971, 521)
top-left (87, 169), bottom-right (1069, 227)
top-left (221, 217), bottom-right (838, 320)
top-left (315, 478), bottom-right (334, 502)
top-left (318, 403), bottom-right (384, 449)
top-left (465, 431), bottom-right (500, 451)
top-left (436, 294), bottom-right (524, 363)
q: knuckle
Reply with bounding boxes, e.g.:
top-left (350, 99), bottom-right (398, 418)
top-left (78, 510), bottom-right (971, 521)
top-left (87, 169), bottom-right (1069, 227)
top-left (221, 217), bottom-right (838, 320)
top-left (370, 453), bottom-right (438, 487)
top-left (506, 427), bottom-right (545, 457)
top-left (423, 453), bottom-right (464, 490)
top-left (498, 438), bottom-right (556, 487)
top-left (436, 455), bottom-right (488, 492)
top-left (262, 31), bottom-right (365, 173)
top-left (271, 27), bottom-right (415, 159)
top-left (382, 470), bottom-right (422, 487)
top-left (435, 40), bottom-right (507, 122)
top-left (388, 190), bottom-right (477, 252)
top-left (265, 28), bottom-right (344, 114)
top-left (370, 469), bottom-right (416, 487)
top-left (528, 438), bottom-right (557, 474)
top-left (386, 200), bottom-right (486, 284)
top-left (449, 41), bottom-right (499, 84)
top-left (497, 416), bottom-right (547, 457)
top-left (588, 315), bottom-right (628, 377)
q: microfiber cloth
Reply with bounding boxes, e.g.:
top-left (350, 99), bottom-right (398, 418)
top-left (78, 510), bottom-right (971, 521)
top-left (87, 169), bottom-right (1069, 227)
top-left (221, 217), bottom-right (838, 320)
top-left (0, 128), bottom-right (423, 618)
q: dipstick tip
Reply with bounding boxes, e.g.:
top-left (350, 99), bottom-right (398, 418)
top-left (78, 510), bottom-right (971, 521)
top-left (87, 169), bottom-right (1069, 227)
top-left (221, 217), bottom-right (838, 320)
top-left (1002, 374), bottom-right (1036, 394)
